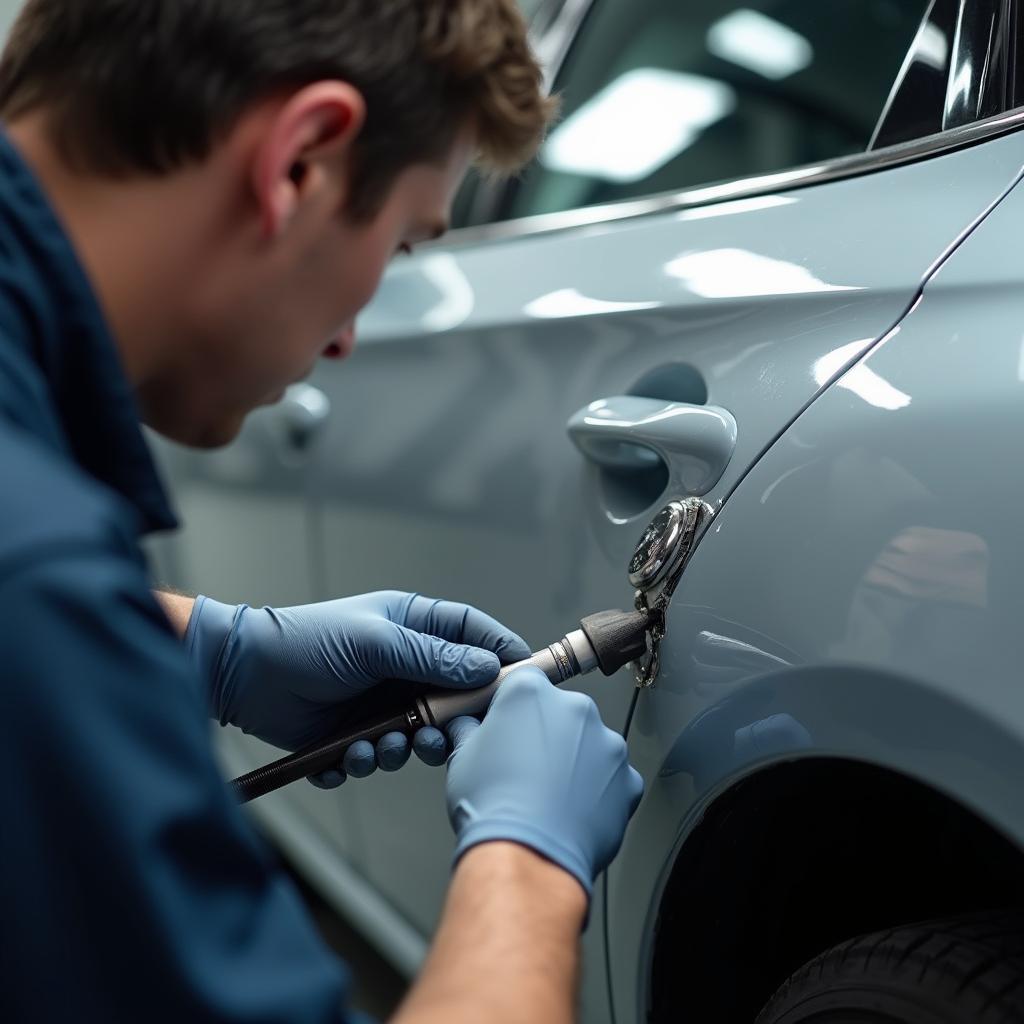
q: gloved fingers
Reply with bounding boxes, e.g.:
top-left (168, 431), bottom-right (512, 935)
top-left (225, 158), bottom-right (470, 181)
top-left (343, 739), bottom-right (378, 779)
top-left (308, 734), bottom-right (413, 784)
top-left (413, 726), bottom-right (449, 766)
top-left (446, 715), bottom-right (482, 752)
top-left (308, 767), bottom-right (347, 789)
top-left (404, 596), bottom-right (532, 665)
top-left (487, 664), bottom-right (553, 711)
top-left (380, 622), bottom-right (502, 690)
top-left (376, 731), bottom-right (411, 772)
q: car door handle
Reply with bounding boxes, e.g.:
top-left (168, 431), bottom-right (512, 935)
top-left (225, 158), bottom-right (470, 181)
top-left (267, 383), bottom-right (332, 453)
top-left (567, 395), bottom-right (737, 494)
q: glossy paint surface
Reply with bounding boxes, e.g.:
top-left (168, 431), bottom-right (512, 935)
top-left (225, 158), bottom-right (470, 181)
top-left (151, 127), bottom-right (1024, 1023)
top-left (609, 150), bottom-right (1024, 1022)
top-left (298, 129), bottom-right (1024, 955)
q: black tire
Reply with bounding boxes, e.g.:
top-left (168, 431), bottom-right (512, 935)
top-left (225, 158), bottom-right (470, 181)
top-left (755, 913), bottom-right (1024, 1024)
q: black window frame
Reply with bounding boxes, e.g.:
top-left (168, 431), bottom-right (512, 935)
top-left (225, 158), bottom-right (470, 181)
top-left (872, 0), bottom-right (1020, 148)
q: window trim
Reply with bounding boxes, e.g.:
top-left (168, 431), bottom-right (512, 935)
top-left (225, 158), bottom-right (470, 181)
top-left (432, 104), bottom-right (1024, 250)
top-left (870, 0), bottom-right (1013, 149)
top-left (868, 0), bottom-right (949, 150)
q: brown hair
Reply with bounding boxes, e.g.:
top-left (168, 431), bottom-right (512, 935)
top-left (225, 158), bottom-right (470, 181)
top-left (0, 0), bottom-right (556, 217)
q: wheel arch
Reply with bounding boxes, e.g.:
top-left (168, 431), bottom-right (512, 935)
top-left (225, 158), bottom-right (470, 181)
top-left (645, 751), bottom-right (1024, 1023)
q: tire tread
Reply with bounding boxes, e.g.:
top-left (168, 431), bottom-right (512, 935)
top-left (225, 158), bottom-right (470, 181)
top-left (756, 912), bottom-right (1024, 1024)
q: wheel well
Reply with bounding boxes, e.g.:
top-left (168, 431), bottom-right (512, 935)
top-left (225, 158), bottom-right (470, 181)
top-left (648, 758), bottom-right (1024, 1023)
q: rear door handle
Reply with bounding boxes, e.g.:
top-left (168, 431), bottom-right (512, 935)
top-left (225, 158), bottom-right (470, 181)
top-left (264, 383), bottom-right (331, 459)
top-left (567, 395), bottom-right (737, 495)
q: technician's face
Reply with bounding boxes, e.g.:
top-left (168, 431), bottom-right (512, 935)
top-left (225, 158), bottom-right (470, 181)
top-left (144, 126), bottom-right (474, 448)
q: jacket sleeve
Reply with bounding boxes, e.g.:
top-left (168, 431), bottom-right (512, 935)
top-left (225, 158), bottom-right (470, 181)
top-left (0, 541), bottom-right (365, 1024)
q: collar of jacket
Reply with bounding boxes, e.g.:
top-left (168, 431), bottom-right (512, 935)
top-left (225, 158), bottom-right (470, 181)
top-left (0, 130), bottom-right (178, 534)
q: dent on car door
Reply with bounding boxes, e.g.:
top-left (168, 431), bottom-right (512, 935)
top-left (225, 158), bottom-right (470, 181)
top-left (303, 0), bottom-right (1024, 950)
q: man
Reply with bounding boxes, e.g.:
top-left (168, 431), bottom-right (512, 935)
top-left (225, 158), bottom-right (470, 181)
top-left (0, 1), bottom-right (644, 1022)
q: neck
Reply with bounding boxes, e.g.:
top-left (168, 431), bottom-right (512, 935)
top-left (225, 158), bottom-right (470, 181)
top-left (5, 114), bottom-right (219, 388)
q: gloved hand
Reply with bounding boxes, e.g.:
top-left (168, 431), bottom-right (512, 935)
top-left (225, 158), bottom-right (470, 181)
top-left (444, 666), bottom-right (644, 900)
top-left (186, 590), bottom-right (531, 788)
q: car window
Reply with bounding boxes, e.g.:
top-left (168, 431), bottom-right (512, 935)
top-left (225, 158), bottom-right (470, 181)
top-left (870, 0), bottom-right (959, 149)
top-left (448, 0), bottom-right (561, 229)
top-left (503, 0), bottom-right (932, 220)
top-left (518, 0), bottom-right (552, 22)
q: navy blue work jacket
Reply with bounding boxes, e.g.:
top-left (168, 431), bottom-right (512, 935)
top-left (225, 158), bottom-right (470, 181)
top-left (0, 132), bottom-right (361, 1022)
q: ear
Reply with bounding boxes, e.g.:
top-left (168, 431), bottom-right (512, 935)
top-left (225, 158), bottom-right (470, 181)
top-left (252, 81), bottom-right (366, 240)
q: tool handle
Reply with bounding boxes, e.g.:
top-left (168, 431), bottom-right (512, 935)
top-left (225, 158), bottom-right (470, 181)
top-left (230, 657), bottom-right (545, 804)
top-left (228, 621), bottom-right (633, 804)
top-left (230, 711), bottom-right (411, 803)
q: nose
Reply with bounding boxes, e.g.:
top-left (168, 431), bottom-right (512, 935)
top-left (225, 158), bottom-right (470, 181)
top-left (323, 324), bottom-right (356, 359)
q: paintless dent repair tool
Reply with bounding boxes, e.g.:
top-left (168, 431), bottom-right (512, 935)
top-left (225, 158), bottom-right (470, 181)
top-left (231, 498), bottom-right (712, 803)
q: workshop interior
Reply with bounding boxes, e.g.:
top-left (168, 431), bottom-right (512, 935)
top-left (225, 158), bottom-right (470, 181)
top-left (5, 0), bottom-right (1024, 1022)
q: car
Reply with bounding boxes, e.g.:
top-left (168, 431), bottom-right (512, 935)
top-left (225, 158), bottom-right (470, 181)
top-left (148, 0), bottom-right (1024, 1020)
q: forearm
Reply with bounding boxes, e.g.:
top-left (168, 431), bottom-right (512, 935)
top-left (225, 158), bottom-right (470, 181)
top-left (392, 842), bottom-right (587, 1024)
top-left (153, 590), bottom-right (195, 638)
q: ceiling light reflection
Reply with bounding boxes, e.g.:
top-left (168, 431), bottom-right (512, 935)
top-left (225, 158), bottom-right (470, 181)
top-left (542, 69), bottom-right (736, 183)
top-left (838, 365), bottom-right (912, 411)
top-left (707, 9), bottom-right (813, 80)
top-left (666, 248), bottom-right (859, 298)
top-left (525, 288), bottom-right (660, 319)
top-left (916, 21), bottom-right (949, 71)
top-left (814, 340), bottom-right (911, 411)
top-left (678, 195), bottom-right (796, 222)
top-left (813, 339), bottom-right (872, 385)
top-left (419, 253), bottom-right (475, 332)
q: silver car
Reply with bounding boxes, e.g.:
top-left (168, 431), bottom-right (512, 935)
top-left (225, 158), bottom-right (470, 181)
top-left (151, 0), bottom-right (1024, 1020)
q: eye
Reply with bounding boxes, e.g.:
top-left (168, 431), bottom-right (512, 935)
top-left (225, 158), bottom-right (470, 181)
top-left (397, 243), bottom-right (413, 257)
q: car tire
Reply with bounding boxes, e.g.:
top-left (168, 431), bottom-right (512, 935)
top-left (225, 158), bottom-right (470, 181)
top-left (755, 913), bottom-right (1024, 1024)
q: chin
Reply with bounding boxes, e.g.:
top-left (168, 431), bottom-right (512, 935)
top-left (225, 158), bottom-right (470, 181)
top-left (192, 414), bottom-right (248, 449)
top-left (143, 408), bottom-right (247, 450)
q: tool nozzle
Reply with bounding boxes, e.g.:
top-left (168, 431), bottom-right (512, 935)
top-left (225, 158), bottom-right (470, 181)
top-left (579, 608), bottom-right (652, 676)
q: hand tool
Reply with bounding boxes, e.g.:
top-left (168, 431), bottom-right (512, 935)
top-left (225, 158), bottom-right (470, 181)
top-left (230, 497), bottom-right (711, 803)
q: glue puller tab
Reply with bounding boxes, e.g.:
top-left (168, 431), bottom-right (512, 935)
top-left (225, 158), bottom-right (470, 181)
top-left (230, 607), bottom-right (651, 804)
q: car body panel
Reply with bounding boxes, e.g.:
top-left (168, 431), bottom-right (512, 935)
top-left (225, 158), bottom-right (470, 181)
top-left (609, 155), bottom-right (1024, 1022)
top-left (146, 126), bottom-right (1024, 1021)
top-left (292, 128), bottom-right (1024, 950)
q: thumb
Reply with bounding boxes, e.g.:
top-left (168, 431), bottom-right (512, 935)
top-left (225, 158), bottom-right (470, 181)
top-left (446, 715), bottom-right (481, 752)
top-left (383, 623), bottom-right (500, 689)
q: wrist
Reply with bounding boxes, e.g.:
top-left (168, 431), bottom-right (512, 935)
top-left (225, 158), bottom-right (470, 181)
top-left (454, 820), bottom-right (593, 901)
top-left (154, 590), bottom-right (196, 638)
top-left (456, 841), bottom-right (588, 926)
top-left (185, 595), bottom-right (244, 722)
top-left (396, 841), bottom-right (585, 1023)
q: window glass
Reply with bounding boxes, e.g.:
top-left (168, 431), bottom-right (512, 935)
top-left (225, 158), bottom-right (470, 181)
top-left (504, 0), bottom-right (931, 220)
top-left (449, 0), bottom-right (558, 228)
top-left (871, 0), bottom-right (957, 148)
top-left (518, 0), bottom-right (551, 23)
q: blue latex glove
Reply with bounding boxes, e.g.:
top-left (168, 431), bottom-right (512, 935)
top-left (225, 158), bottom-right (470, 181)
top-left (445, 666), bottom-right (644, 901)
top-left (186, 591), bottom-right (531, 788)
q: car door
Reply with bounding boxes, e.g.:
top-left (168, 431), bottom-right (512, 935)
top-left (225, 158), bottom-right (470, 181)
top-left (307, 0), bottom-right (1024, 968)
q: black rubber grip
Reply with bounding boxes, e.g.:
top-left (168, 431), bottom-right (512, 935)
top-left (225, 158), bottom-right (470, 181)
top-left (231, 711), bottom-right (411, 803)
top-left (579, 608), bottom-right (651, 676)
